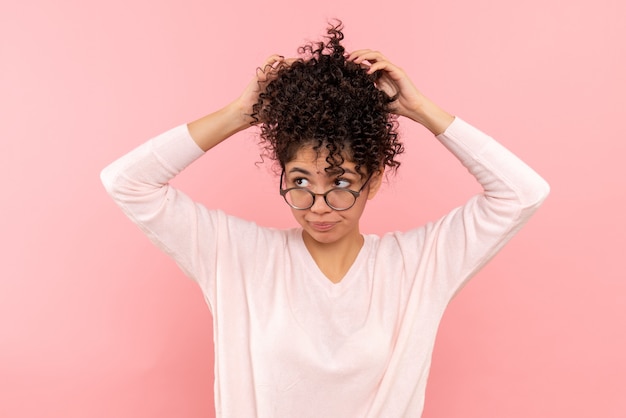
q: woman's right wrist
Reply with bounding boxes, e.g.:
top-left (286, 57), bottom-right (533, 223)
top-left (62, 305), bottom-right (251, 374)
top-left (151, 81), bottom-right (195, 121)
top-left (225, 99), bottom-right (255, 132)
top-left (187, 103), bottom-right (252, 152)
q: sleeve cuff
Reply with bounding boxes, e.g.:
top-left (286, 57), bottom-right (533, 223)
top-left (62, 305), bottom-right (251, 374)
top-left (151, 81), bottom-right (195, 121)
top-left (150, 124), bottom-right (205, 172)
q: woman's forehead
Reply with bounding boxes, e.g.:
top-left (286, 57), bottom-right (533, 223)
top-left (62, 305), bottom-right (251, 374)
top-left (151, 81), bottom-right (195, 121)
top-left (285, 146), bottom-right (357, 175)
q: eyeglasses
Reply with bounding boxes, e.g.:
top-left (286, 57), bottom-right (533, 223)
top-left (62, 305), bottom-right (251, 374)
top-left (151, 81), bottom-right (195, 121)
top-left (279, 171), bottom-right (372, 211)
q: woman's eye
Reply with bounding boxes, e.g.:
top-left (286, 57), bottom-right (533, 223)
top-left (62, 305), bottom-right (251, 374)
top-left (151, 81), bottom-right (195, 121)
top-left (334, 179), bottom-right (351, 188)
top-left (294, 178), bottom-right (310, 187)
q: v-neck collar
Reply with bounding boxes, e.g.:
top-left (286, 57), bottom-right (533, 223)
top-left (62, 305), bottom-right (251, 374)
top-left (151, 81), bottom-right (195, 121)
top-left (290, 228), bottom-right (370, 295)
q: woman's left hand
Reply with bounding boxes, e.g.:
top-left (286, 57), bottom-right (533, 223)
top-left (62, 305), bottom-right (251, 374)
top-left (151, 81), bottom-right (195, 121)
top-left (348, 50), bottom-right (454, 135)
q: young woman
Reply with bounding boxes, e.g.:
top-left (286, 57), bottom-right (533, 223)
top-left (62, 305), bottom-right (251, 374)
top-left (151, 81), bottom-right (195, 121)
top-left (101, 23), bottom-right (549, 418)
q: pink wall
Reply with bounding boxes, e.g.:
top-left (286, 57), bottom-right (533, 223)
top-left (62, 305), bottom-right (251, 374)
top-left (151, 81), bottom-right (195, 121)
top-left (1, 0), bottom-right (624, 417)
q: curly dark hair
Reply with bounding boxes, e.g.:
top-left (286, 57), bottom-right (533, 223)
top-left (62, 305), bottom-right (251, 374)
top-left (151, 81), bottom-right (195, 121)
top-left (251, 21), bottom-right (403, 177)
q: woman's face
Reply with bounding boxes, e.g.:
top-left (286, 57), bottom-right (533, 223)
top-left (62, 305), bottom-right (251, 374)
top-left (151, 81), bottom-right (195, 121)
top-left (282, 145), bottom-right (382, 248)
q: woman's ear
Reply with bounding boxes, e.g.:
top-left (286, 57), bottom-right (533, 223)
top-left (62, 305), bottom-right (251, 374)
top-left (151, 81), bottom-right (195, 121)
top-left (366, 168), bottom-right (385, 200)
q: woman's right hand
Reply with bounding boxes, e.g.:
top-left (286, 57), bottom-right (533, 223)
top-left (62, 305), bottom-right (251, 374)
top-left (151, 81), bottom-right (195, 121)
top-left (188, 55), bottom-right (288, 151)
top-left (232, 54), bottom-right (288, 127)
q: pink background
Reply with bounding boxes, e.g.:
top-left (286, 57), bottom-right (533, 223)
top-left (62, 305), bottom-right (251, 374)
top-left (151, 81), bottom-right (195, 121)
top-left (1, 0), bottom-right (625, 417)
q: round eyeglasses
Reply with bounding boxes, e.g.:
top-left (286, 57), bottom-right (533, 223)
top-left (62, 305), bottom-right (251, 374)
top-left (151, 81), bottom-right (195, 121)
top-left (279, 171), bottom-right (372, 211)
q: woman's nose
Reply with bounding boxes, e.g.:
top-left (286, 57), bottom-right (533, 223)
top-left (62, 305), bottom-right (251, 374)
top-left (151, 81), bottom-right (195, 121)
top-left (309, 193), bottom-right (333, 213)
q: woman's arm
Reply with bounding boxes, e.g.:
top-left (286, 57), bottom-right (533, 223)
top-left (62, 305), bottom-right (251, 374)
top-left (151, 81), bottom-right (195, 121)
top-left (101, 53), bottom-right (287, 227)
top-left (350, 50), bottom-right (549, 297)
top-left (187, 54), bottom-right (286, 151)
top-left (100, 55), bottom-right (287, 297)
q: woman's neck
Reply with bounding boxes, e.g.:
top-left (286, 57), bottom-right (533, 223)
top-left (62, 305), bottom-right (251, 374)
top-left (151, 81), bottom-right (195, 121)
top-left (301, 230), bottom-right (364, 283)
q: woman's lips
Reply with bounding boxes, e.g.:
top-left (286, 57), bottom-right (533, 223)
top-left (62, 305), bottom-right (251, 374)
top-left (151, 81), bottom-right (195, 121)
top-left (309, 222), bottom-right (336, 232)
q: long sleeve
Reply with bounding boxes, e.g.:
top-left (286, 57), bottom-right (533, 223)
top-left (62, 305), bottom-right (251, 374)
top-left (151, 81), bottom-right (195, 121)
top-left (427, 117), bottom-right (550, 298)
top-left (100, 125), bottom-right (218, 299)
top-left (365, 118), bottom-right (550, 417)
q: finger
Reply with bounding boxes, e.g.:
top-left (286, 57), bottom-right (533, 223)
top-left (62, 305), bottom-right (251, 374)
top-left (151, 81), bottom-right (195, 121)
top-left (256, 54), bottom-right (286, 81)
top-left (366, 60), bottom-right (405, 80)
top-left (260, 55), bottom-right (301, 73)
top-left (265, 54), bottom-right (284, 66)
top-left (367, 60), bottom-right (391, 73)
top-left (283, 57), bottom-right (301, 65)
top-left (348, 49), bottom-right (372, 60)
top-left (264, 55), bottom-right (285, 71)
top-left (348, 49), bottom-right (378, 60)
top-left (348, 49), bottom-right (387, 64)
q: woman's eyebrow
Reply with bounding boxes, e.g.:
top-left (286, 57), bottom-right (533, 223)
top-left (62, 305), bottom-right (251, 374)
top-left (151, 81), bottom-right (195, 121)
top-left (287, 167), bottom-right (358, 176)
top-left (339, 168), bottom-right (358, 176)
top-left (287, 167), bottom-right (312, 175)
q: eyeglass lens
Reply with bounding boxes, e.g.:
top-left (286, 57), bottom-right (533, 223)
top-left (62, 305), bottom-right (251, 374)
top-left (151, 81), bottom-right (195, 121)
top-left (284, 189), bottom-right (356, 210)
